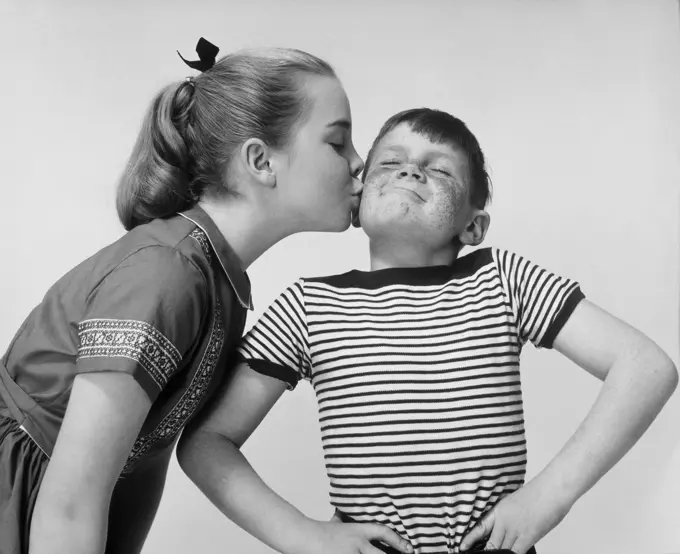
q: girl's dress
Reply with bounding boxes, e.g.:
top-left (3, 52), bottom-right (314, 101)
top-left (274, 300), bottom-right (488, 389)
top-left (0, 206), bottom-right (253, 554)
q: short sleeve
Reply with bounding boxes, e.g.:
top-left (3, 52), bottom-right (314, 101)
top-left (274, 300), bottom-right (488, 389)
top-left (76, 246), bottom-right (207, 401)
top-left (493, 249), bottom-right (585, 349)
top-left (236, 280), bottom-right (310, 390)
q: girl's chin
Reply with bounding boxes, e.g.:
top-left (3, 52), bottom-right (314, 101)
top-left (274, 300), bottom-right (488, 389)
top-left (316, 212), bottom-right (352, 233)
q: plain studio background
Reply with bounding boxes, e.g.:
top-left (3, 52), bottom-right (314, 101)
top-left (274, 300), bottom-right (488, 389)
top-left (1, 1), bottom-right (679, 553)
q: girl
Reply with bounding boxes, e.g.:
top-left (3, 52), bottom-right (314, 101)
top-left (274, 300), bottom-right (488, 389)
top-left (0, 38), bottom-right (404, 554)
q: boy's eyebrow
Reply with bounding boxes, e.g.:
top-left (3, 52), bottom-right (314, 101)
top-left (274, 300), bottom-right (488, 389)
top-left (428, 151), bottom-right (456, 161)
top-left (378, 145), bottom-right (455, 160)
top-left (326, 119), bottom-right (351, 131)
top-left (376, 144), bottom-right (406, 155)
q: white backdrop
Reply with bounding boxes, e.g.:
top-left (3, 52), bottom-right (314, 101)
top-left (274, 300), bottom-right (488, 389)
top-left (1, 1), bottom-right (679, 553)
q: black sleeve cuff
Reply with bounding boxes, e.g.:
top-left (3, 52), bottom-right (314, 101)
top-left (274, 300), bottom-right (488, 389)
top-left (238, 356), bottom-right (301, 391)
top-left (539, 287), bottom-right (586, 349)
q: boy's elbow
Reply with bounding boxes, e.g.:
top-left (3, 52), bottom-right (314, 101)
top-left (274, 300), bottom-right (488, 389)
top-left (176, 425), bottom-right (236, 480)
top-left (661, 354), bottom-right (679, 394)
top-left (645, 344), bottom-right (678, 397)
top-left (176, 427), bottom-right (202, 478)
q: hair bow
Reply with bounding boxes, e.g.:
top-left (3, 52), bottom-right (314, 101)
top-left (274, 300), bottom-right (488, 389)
top-left (177, 37), bottom-right (219, 72)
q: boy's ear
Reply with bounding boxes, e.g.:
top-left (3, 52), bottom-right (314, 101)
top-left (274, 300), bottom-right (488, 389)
top-left (458, 209), bottom-right (490, 247)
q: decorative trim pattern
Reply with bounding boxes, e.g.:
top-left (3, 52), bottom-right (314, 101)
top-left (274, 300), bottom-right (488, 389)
top-left (77, 319), bottom-right (181, 389)
top-left (189, 228), bottom-right (212, 264)
top-left (122, 299), bottom-right (225, 473)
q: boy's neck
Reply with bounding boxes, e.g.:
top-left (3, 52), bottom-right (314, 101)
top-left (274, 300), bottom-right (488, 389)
top-left (369, 239), bottom-right (461, 271)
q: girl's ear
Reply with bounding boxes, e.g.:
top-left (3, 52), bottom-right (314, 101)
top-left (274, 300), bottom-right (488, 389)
top-left (240, 138), bottom-right (277, 188)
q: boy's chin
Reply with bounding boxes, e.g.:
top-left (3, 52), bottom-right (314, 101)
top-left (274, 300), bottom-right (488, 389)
top-left (362, 218), bottom-right (461, 250)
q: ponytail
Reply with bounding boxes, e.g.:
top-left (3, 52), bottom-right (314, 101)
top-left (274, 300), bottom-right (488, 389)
top-left (116, 46), bottom-right (336, 231)
top-left (116, 81), bottom-right (197, 231)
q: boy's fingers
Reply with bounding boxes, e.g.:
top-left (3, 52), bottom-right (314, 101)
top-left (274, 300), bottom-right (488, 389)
top-left (499, 533), bottom-right (518, 551)
top-left (362, 523), bottom-right (413, 553)
top-left (510, 538), bottom-right (532, 554)
top-left (459, 511), bottom-right (495, 551)
top-left (361, 545), bottom-right (389, 554)
top-left (486, 525), bottom-right (505, 552)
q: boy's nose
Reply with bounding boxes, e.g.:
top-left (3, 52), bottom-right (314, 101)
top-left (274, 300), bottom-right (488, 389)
top-left (398, 164), bottom-right (423, 181)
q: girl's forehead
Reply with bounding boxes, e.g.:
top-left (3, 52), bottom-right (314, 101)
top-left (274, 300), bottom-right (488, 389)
top-left (303, 76), bottom-right (350, 124)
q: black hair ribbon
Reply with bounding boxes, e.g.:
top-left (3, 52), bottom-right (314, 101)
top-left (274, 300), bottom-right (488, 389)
top-left (177, 37), bottom-right (219, 72)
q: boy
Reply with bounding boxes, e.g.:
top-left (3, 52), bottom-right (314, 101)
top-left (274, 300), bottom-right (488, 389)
top-left (178, 109), bottom-right (678, 554)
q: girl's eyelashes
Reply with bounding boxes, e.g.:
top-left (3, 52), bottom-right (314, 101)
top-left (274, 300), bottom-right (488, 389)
top-left (328, 132), bottom-right (348, 151)
top-left (380, 160), bottom-right (401, 166)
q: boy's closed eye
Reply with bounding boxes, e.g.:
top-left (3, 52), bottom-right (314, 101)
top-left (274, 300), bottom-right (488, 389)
top-left (430, 167), bottom-right (452, 177)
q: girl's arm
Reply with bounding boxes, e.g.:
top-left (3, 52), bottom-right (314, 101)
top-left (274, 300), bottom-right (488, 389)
top-left (177, 362), bottom-right (413, 554)
top-left (30, 372), bottom-right (152, 554)
top-left (460, 299), bottom-right (678, 553)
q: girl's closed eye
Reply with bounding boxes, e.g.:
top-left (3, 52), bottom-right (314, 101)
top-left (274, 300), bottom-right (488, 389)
top-left (328, 131), bottom-right (347, 152)
top-left (380, 159), bottom-right (401, 167)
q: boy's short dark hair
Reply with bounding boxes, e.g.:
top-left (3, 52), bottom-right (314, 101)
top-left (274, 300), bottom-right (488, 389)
top-left (363, 108), bottom-right (492, 209)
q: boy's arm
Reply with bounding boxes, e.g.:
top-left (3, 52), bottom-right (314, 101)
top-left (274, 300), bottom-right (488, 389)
top-left (177, 361), bottom-right (413, 554)
top-left (460, 299), bottom-right (678, 554)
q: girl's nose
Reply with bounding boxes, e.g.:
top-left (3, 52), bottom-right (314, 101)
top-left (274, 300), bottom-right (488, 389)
top-left (350, 151), bottom-right (365, 178)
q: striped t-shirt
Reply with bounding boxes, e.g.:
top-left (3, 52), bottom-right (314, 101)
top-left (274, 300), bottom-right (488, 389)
top-left (237, 248), bottom-right (584, 554)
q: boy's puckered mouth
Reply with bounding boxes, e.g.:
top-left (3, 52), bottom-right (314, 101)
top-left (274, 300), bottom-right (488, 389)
top-left (389, 185), bottom-right (425, 203)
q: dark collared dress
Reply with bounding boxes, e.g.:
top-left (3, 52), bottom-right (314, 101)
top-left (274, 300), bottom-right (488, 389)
top-left (0, 206), bottom-right (252, 554)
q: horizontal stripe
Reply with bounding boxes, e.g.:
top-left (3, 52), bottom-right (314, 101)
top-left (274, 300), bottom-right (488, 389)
top-left (236, 247), bottom-right (583, 553)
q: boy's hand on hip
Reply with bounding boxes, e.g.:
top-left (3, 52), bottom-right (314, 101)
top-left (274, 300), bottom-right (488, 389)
top-left (459, 481), bottom-right (571, 554)
top-left (307, 520), bottom-right (413, 554)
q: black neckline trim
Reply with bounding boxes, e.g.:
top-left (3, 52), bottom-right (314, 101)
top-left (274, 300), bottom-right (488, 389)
top-left (307, 248), bottom-right (493, 289)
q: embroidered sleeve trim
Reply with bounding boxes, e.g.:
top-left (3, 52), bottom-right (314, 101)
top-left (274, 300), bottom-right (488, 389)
top-left (122, 299), bottom-right (225, 473)
top-left (77, 319), bottom-right (182, 390)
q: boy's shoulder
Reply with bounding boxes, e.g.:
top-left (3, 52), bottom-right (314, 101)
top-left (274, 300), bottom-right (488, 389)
top-left (453, 246), bottom-right (496, 274)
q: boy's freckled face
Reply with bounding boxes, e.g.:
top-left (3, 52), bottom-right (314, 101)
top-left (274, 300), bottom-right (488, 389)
top-left (359, 123), bottom-right (473, 246)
